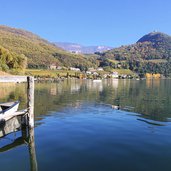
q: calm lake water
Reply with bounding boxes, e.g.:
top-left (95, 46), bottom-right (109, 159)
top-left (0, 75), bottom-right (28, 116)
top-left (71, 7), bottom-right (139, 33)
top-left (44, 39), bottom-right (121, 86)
top-left (0, 79), bottom-right (171, 171)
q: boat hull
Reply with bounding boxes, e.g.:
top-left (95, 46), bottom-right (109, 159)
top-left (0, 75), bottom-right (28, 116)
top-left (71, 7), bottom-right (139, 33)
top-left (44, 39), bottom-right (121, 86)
top-left (0, 101), bottom-right (20, 116)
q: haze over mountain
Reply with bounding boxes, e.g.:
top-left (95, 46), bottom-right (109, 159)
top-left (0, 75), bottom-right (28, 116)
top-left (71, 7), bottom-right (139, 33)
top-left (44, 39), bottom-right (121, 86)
top-left (54, 42), bottom-right (112, 54)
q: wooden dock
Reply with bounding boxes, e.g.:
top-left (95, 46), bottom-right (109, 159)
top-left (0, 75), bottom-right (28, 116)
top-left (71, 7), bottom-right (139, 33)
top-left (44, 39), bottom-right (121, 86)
top-left (0, 76), bottom-right (27, 83)
top-left (0, 110), bottom-right (27, 137)
top-left (0, 76), bottom-right (35, 137)
top-left (0, 76), bottom-right (37, 171)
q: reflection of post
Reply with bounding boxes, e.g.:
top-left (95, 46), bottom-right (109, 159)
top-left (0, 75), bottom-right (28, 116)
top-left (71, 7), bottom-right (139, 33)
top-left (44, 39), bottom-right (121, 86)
top-left (28, 128), bottom-right (38, 171)
top-left (27, 76), bottom-right (34, 128)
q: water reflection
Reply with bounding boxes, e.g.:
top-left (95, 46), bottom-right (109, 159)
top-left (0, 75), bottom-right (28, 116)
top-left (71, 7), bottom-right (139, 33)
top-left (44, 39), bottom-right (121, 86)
top-left (70, 79), bottom-right (81, 93)
top-left (1, 79), bottom-right (171, 171)
top-left (27, 128), bottom-right (38, 171)
top-left (0, 83), bottom-right (27, 109)
top-left (50, 84), bottom-right (57, 96)
top-left (137, 118), bottom-right (165, 126)
top-left (0, 79), bottom-right (171, 122)
top-left (0, 127), bottom-right (37, 171)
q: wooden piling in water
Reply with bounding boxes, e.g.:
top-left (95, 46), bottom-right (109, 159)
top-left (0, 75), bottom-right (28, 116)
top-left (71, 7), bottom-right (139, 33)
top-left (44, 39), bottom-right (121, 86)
top-left (27, 76), bottom-right (35, 128)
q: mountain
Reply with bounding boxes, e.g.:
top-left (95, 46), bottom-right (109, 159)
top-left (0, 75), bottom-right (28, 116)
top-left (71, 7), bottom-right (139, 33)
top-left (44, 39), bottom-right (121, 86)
top-left (137, 32), bottom-right (171, 59)
top-left (137, 31), bottom-right (171, 45)
top-left (54, 42), bottom-right (112, 54)
top-left (0, 25), bottom-right (95, 70)
top-left (100, 32), bottom-right (171, 76)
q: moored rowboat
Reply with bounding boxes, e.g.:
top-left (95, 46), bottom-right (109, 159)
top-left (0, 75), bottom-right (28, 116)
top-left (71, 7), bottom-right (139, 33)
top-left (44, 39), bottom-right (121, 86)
top-left (0, 101), bottom-right (20, 117)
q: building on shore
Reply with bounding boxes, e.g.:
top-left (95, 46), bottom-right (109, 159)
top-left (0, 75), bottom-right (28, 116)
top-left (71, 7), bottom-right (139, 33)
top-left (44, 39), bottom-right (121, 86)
top-left (145, 73), bottom-right (161, 79)
top-left (49, 64), bottom-right (57, 70)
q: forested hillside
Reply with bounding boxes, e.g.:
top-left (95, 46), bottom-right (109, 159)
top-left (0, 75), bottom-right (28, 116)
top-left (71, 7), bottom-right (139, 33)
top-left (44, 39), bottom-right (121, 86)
top-left (99, 32), bottom-right (171, 76)
top-left (0, 25), bottom-right (95, 70)
top-left (0, 45), bottom-right (27, 72)
top-left (1, 25), bottom-right (171, 77)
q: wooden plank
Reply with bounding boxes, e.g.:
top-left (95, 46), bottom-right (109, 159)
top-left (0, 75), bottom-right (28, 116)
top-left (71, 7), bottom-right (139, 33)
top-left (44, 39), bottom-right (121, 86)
top-left (0, 109), bottom-right (27, 121)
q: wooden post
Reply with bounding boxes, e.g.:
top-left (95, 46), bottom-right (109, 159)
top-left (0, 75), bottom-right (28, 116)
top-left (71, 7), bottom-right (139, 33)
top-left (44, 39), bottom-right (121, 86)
top-left (27, 76), bottom-right (34, 128)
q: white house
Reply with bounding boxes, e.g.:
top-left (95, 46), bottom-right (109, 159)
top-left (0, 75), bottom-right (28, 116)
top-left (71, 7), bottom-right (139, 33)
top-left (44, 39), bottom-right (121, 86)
top-left (86, 71), bottom-right (92, 74)
top-left (111, 72), bottom-right (119, 78)
top-left (88, 68), bottom-right (96, 72)
top-left (70, 67), bottom-right (80, 71)
top-left (93, 72), bottom-right (99, 76)
top-left (49, 64), bottom-right (57, 70)
top-left (57, 66), bottom-right (62, 70)
top-left (97, 67), bottom-right (104, 71)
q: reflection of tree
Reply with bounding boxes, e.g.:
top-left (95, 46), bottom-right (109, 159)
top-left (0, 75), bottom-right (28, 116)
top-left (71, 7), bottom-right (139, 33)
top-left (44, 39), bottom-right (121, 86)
top-left (0, 83), bottom-right (16, 99)
top-left (0, 79), bottom-right (171, 122)
top-left (0, 83), bottom-right (27, 109)
top-left (27, 79), bottom-right (171, 121)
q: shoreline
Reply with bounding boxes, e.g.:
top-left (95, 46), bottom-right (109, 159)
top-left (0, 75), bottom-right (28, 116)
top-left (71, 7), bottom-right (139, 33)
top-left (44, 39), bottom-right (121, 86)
top-left (0, 76), bottom-right (27, 83)
top-left (0, 75), bottom-right (168, 83)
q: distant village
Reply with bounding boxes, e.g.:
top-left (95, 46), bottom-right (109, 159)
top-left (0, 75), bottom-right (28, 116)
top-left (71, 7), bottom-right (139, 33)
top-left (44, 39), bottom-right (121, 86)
top-left (48, 64), bottom-right (161, 80)
top-left (48, 64), bottom-right (129, 79)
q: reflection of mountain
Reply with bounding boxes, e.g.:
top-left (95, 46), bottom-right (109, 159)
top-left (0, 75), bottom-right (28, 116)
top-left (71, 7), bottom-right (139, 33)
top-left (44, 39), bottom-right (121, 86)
top-left (0, 79), bottom-right (171, 123)
top-left (39, 80), bottom-right (171, 121)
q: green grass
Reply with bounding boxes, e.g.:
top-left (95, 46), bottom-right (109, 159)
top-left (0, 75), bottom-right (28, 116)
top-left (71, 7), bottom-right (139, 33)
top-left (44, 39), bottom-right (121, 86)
top-left (25, 68), bottom-right (136, 78)
top-left (25, 69), bottom-right (81, 78)
top-left (108, 59), bottom-right (121, 64)
top-left (145, 59), bottom-right (167, 63)
top-left (111, 69), bottom-right (135, 75)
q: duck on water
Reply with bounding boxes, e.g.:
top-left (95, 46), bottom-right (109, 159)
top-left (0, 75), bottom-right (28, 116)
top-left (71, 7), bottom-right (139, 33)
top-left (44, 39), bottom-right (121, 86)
top-left (111, 105), bottom-right (120, 110)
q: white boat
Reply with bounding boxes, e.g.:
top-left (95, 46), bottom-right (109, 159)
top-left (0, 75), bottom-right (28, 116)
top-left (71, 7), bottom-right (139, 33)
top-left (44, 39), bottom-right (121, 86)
top-left (0, 101), bottom-right (20, 116)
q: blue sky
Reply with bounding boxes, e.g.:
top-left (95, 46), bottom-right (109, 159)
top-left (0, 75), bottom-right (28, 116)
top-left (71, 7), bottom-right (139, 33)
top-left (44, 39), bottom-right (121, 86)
top-left (0, 0), bottom-right (170, 47)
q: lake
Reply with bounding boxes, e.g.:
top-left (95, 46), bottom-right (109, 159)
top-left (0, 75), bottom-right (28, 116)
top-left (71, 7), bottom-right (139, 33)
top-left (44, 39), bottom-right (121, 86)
top-left (0, 79), bottom-right (171, 171)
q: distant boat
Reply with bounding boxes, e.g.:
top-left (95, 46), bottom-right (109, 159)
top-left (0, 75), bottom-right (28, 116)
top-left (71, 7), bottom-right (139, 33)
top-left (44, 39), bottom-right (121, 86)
top-left (0, 101), bottom-right (20, 116)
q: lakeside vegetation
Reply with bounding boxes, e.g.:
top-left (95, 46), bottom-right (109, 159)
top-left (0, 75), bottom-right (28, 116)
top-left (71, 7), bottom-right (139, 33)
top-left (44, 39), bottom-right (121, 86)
top-left (25, 68), bottom-right (137, 80)
top-left (0, 25), bottom-right (171, 78)
top-left (25, 69), bottom-right (81, 78)
top-left (0, 45), bottom-right (27, 73)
